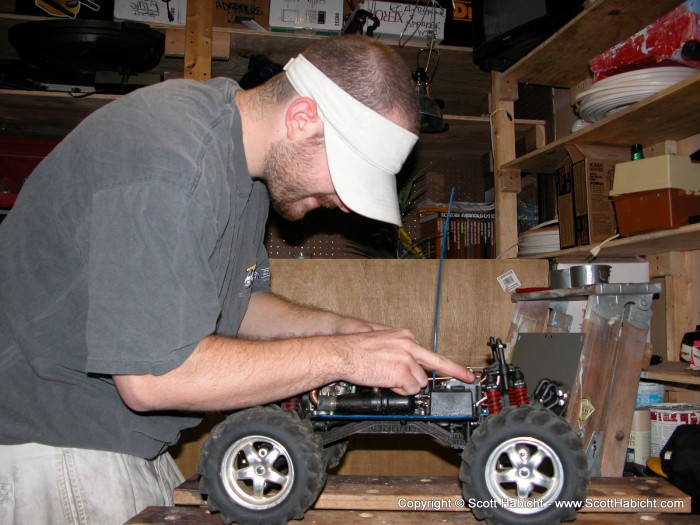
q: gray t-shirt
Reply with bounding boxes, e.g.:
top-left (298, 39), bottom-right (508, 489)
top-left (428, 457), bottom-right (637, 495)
top-left (0, 78), bottom-right (271, 459)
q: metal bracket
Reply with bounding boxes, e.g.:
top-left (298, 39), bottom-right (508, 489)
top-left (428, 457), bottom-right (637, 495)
top-left (547, 301), bottom-right (573, 332)
top-left (580, 430), bottom-right (602, 477)
top-left (588, 283), bottom-right (660, 331)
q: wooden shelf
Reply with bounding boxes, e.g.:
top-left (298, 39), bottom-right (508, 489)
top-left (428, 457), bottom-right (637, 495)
top-left (504, 0), bottom-right (686, 88)
top-left (502, 71), bottom-right (700, 174)
top-left (523, 223), bottom-right (700, 260)
top-left (0, 90), bottom-right (118, 137)
top-left (642, 360), bottom-right (700, 387)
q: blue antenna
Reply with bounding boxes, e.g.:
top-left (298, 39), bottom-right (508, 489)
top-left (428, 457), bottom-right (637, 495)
top-left (432, 187), bottom-right (456, 386)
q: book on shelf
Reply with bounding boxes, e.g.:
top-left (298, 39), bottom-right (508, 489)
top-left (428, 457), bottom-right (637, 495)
top-left (418, 207), bottom-right (495, 259)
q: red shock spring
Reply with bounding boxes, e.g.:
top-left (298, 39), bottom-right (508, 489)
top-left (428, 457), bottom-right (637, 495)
top-left (509, 385), bottom-right (530, 407)
top-left (485, 388), bottom-right (503, 415)
top-left (283, 397), bottom-right (301, 412)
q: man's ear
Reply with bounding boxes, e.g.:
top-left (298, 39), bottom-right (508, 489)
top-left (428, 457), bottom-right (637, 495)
top-left (285, 97), bottom-right (323, 140)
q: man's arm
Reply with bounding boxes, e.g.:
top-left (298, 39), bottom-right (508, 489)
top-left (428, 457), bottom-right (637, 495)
top-left (113, 328), bottom-right (474, 414)
top-left (238, 291), bottom-right (389, 339)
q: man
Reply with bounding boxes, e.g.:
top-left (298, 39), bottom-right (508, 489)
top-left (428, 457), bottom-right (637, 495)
top-left (0, 35), bottom-right (473, 524)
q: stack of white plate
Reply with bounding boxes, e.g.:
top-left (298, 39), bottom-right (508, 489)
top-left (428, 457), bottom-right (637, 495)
top-left (518, 221), bottom-right (560, 256)
top-left (575, 66), bottom-right (697, 123)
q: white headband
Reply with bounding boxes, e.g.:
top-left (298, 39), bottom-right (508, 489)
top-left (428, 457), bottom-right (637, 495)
top-left (284, 54), bottom-right (418, 226)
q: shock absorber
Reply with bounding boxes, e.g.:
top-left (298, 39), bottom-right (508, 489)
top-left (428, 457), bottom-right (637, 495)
top-left (283, 397), bottom-right (301, 412)
top-left (508, 368), bottom-right (529, 407)
top-left (484, 374), bottom-right (503, 415)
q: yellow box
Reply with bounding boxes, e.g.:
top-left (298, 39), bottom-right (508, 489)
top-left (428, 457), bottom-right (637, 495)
top-left (611, 155), bottom-right (700, 196)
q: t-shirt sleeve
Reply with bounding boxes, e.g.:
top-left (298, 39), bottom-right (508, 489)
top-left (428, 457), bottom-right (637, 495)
top-left (85, 181), bottom-right (221, 375)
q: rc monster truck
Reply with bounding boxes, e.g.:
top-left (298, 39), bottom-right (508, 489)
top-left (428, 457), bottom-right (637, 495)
top-left (197, 338), bottom-right (590, 525)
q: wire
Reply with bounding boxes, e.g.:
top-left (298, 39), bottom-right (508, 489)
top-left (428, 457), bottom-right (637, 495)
top-left (488, 108), bottom-right (514, 166)
top-left (584, 233), bottom-right (620, 262)
top-left (432, 187), bottom-right (456, 386)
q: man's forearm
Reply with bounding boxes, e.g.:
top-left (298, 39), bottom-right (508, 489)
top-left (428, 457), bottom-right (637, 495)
top-left (238, 291), bottom-right (387, 339)
top-left (114, 334), bottom-right (348, 412)
top-left (113, 327), bottom-right (475, 414)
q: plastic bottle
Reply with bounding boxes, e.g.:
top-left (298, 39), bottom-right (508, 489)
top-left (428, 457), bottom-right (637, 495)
top-left (680, 325), bottom-right (700, 363)
top-left (631, 144), bottom-right (644, 160)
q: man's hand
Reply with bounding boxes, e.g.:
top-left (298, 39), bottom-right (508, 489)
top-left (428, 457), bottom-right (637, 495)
top-left (334, 328), bottom-right (475, 395)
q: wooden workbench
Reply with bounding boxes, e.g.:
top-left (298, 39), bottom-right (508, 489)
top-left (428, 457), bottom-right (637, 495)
top-left (125, 475), bottom-right (695, 524)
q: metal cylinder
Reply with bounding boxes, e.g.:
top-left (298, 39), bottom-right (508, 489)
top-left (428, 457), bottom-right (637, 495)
top-left (317, 390), bottom-right (415, 414)
top-left (569, 264), bottom-right (612, 286)
top-left (549, 268), bottom-right (571, 289)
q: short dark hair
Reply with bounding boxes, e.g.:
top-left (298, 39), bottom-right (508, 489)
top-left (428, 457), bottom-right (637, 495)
top-left (257, 35), bottom-right (419, 134)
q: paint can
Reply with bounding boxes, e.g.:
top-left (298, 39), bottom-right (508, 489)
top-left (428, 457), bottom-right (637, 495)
top-left (648, 403), bottom-right (700, 457)
top-left (635, 381), bottom-right (665, 408)
top-left (627, 408), bottom-right (651, 465)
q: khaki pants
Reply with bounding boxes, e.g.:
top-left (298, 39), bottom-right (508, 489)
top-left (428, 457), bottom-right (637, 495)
top-left (0, 443), bottom-right (184, 525)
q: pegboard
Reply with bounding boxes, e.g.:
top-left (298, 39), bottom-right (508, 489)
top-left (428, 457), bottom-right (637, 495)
top-left (265, 166), bottom-right (490, 259)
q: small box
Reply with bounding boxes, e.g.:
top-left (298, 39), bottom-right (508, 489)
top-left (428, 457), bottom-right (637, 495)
top-left (611, 155), bottom-right (700, 196)
top-left (115, 0), bottom-right (269, 29)
top-left (114, 0), bottom-right (187, 26)
top-left (269, 0), bottom-right (343, 34)
top-left (556, 145), bottom-right (627, 248)
top-left (612, 188), bottom-right (700, 236)
top-left (589, 0), bottom-right (700, 81)
top-left (213, 0), bottom-right (270, 31)
top-left (355, 1), bottom-right (446, 44)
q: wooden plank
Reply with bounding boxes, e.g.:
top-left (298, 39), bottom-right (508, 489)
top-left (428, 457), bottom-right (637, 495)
top-left (569, 310), bottom-right (618, 473)
top-left (184, 0), bottom-right (214, 81)
top-left (0, 90), bottom-right (117, 138)
top-left (642, 360), bottom-right (700, 386)
top-left (174, 475), bottom-right (691, 514)
top-left (504, 73), bottom-right (700, 175)
top-left (125, 506), bottom-right (475, 524)
top-left (504, 0), bottom-right (685, 88)
top-left (126, 506), bottom-right (700, 525)
top-left (597, 324), bottom-right (650, 476)
top-left (268, 259), bottom-right (548, 370)
top-left (525, 224), bottom-right (700, 260)
top-left (491, 72), bottom-right (518, 259)
top-left (165, 28), bottom-right (231, 60)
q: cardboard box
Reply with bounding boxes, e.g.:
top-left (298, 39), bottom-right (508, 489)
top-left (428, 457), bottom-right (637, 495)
top-left (114, 0), bottom-right (187, 26)
top-left (213, 0), bottom-right (270, 30)
top-left (16, 0), bottom-right (114, 20)
top-left (441, 0), bottom-right (473, 48)
top-left (269, 0), bottom-right (343, 34)
top-left (115, 0), bottom-right (269, 30)
top-left (556, 145), bottom-right (627, 248)
top-left (355, 1), bottom-right (446, 44)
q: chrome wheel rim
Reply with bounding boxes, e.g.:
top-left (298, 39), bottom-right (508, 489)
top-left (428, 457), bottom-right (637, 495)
top-left (484, 436), bottom-right (564, 514)
top-left (220, 435), bottom-right (294, 510)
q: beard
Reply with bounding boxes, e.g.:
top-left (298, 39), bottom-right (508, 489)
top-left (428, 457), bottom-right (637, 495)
top-left (263, 132), bottom-right (337, 221)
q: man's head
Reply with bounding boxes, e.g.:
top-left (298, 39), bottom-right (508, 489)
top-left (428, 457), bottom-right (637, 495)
top-left (252, 35), bottom-right (419, 226)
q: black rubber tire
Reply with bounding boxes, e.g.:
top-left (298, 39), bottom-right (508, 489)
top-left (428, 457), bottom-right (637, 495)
top-left (460, 405), bottom-right (589, 525)
top-left (198, 406), bottom-right (326, 525)
top-left (323, 440), bottom-right (349, 471)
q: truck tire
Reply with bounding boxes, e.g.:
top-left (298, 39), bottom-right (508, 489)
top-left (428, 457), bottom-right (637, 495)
top-left (461, 405), bottom-right (588, 525)
top-left (198, 405), bottom-right (326, 525)
top-left (323, 440), bottom-right (348, 471)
